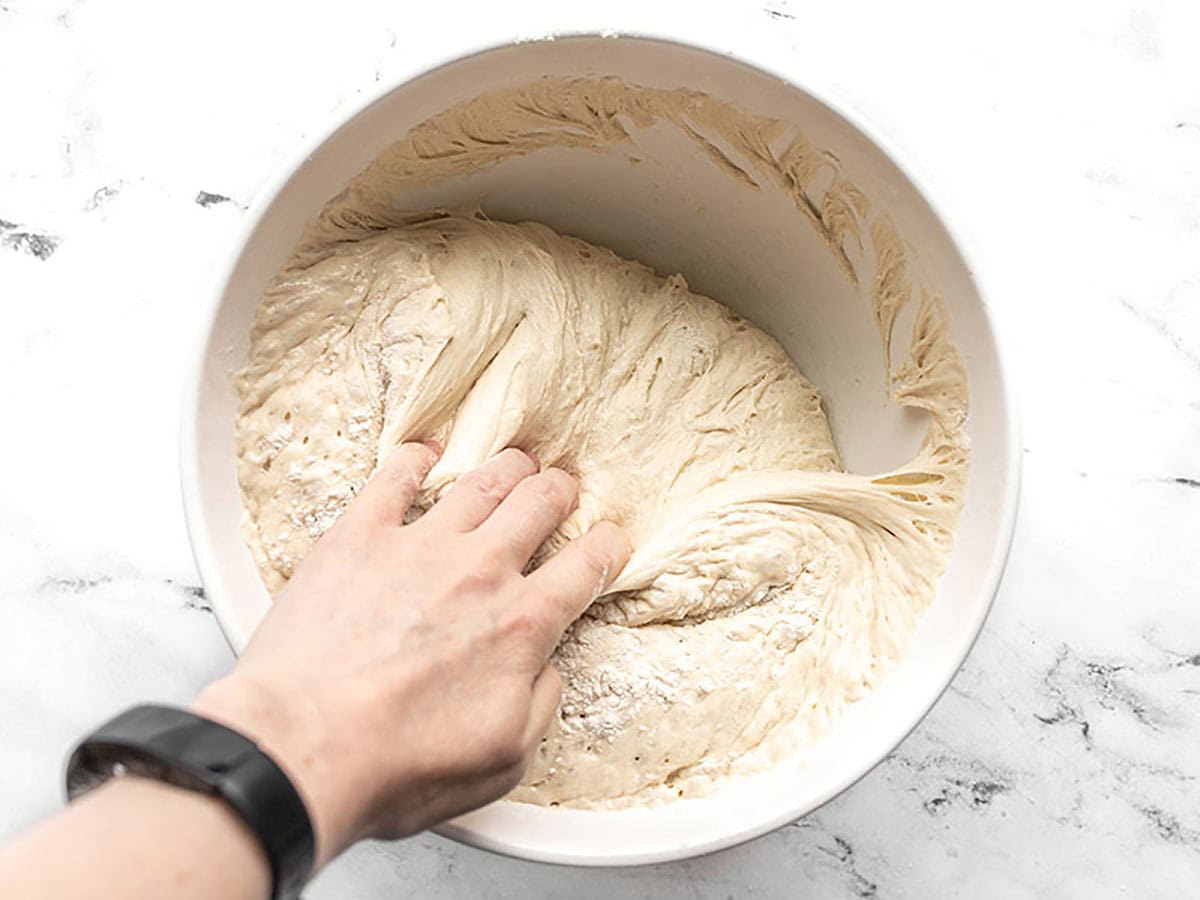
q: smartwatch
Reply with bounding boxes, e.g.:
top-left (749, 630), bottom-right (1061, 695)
top-left (66, 704), bottom-right (315, 900)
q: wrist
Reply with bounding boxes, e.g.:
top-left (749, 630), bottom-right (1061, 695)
top-left (107, 775), bottom-right (273, 894)
top-left (191, 674), bottom-right (357, 867)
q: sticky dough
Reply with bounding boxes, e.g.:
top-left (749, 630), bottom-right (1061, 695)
top-left (235, 77), bottom-right (969, 808)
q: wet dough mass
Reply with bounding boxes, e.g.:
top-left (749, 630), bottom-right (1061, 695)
top-left (236, 77), bottom-right (969, 808)
top-left (237, 210), bottom-right (967, 807)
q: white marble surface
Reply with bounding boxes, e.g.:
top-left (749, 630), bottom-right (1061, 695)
top-left (2, 0), bottom-right (1198, 895)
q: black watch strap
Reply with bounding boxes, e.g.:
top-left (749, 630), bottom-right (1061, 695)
top-left (66, 704), bottom-right (315, 900)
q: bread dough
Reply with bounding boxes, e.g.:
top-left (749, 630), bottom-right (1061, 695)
top-left (235, 77), bottom-right (969, 808)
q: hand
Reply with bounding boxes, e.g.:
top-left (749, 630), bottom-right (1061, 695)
top-left (192, 445), bottom-right (631, 865)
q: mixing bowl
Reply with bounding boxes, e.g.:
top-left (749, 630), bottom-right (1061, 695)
top-left (181, 33), bottom-right (1019, 866)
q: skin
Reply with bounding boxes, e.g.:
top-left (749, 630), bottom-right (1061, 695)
top-left (0, 444), bottom-right (631, 898)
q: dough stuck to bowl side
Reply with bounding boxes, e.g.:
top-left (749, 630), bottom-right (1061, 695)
top-left (234, 77), bottom-right (969, 809)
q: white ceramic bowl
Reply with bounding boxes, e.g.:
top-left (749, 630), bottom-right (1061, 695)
top-left (181, 34), bottom-right (1019, 866)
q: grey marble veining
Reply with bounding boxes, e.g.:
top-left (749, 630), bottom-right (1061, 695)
top-left (1, 0), bottom-right (1198, 896)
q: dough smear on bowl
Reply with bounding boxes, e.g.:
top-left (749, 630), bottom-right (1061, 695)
top-left (235, 78), bottom-right (969, 809)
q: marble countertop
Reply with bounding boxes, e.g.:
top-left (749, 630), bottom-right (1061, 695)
top-left (2, 0), bottom-right (1198, 895)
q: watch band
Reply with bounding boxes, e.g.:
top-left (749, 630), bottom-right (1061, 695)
top-left (66, 704), bottom-right (315, 900)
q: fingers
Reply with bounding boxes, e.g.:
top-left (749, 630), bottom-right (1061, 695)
top-left (521, 664), bottom-right (562, 751)
top-left (476, 468), bottom-right (578, 564)
top-left (353, 442), bottom-right (440, 524)
top-left (526, 521), bottom-right (632, 634)
top-left (423, 448), bottom-right (538, 532)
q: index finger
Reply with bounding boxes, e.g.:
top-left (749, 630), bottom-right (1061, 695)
top-left (525, 521), bottom-right (632, 639)
top-left (352, 442), bottom-right (440, 525)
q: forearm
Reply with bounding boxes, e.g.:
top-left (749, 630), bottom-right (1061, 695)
top-left (0, 777), bottom-right (270, 900)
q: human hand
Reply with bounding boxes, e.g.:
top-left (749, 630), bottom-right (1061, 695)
top-left (192, 444), bottom-right (631, 865)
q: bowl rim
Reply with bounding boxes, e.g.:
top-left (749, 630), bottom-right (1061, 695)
top-left (179, 28), bottom-right (1022, 868)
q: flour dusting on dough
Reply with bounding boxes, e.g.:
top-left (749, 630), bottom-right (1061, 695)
top-left (235, 77), bottom-right (968, 809)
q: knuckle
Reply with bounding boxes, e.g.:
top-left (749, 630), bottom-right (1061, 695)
top-left (529, 481), bottom-right (562, 510)
top-left (430, 543), bottom-right (505, 597)
top-left (500, 607), bottom-right (549, 643)
top-left (383, 467), bottom-right (422, 495)
top-left (472, 538), bottom-right (512, 574)
top-left (465, 470), bottom-right (505, 501)
top-left (455, 564), bottom-right (504, 596)
top-left (321, 510), bottom-right (370, 546)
